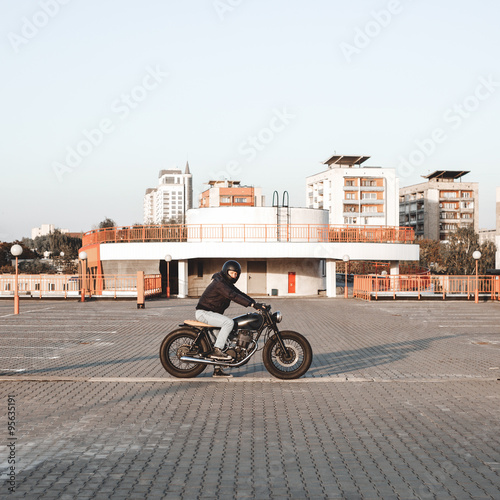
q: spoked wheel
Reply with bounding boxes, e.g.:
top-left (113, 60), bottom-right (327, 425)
top-left (262, 330), bottom-right (312, 379)
top-left (159, 328), bottom-right (208, 378)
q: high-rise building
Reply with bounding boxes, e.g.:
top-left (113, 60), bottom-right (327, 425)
top-left (199, 180), bottom-right (264, 208)
top-left (399, 171), bottom-right (478, 241)
top-left (306, 155), bottom-right (399, 226)
top-left (143, 163), bottom-right (193, 224)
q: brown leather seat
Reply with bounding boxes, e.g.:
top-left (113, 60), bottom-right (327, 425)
top-left (184, 319), bottom-right (216, 328)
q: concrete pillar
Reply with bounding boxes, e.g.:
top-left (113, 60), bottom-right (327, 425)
top-left (326, 259), bottom-right (337, 297)
top-left (178, 259), bottom-right (188, 298)
top-left (390, 262), bottom-right (400, 275)
top-left (390, 261), bottom-right (400, 294)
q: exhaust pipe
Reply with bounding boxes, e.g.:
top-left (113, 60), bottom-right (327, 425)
top-left (180, 343), bottom-right (258, 368)
top-left (180, 356), bottom-right (232, 367)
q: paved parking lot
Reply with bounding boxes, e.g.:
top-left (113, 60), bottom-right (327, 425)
top-left (0, 298), bottom-right (499, 499)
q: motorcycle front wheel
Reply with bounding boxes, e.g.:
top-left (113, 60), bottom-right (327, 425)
top-left (262, 330), bottom-right (312, 379)
top-left (159, 328), bottom-right (208, 378)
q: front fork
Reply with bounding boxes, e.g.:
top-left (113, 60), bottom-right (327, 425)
top-left (267, 324), bottom-right (289, 354)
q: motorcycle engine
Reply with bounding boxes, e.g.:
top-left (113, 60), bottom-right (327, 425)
top-left (236, 330), bottom-right (253, 348)
top-left (226, 330), bottom-right (255, 361)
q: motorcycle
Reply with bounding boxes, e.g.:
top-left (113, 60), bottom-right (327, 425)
top-left (159, 304), bottom-right (312, 379)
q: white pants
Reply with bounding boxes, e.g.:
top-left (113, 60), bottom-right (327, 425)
top-left (195, 310), bottom-right (234, 350)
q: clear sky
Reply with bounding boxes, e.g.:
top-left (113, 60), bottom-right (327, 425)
top-left (1, 0), bottom-right (499, 241)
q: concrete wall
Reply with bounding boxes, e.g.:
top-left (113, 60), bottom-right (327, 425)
top-left (102, 260), bottom-right (160, 275)
top-left (99, 241), bottom-right (419, 262)
top-left (187, 258), bottom-right (324, 298)
top-left (186, 206), bottom-right (328, 226)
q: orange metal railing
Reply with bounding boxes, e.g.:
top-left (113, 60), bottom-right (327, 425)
top-left (81, 224), bottom-right (414, 247)
top-left (144, 274), bottom-right (162, 298)
top-left (0, 274), bottom-right (80, 299)
top-left (0, 273), bottom-right (162, 300)
top-left (353, 275), bottom-right (500, 301)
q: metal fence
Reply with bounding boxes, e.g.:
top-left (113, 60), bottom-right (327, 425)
top-left (353, 274), bottom-right (500, 301)
top-left (82, 224), bottom-right (415, 246)
top-left (0, 273), bottom-right (163, 300)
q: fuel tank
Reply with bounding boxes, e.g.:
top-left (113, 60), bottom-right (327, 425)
top-left (232, 312), bottom-right (264, 331)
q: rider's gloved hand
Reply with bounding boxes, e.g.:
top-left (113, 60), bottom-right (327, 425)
top-left (253, 302), bottom-right (266, 310)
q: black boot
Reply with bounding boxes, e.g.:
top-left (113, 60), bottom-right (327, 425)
top-left (213, 368), bottom-right (233, 378)
top-left (208, 347), bottom-right (233, 361)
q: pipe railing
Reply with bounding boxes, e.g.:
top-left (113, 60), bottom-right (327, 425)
top-left (353, 274), bottom-right (500, 301)
top-left (0, 273), bottom-right (163, 300)
top-left (82, 224), bottom-right (415, 247)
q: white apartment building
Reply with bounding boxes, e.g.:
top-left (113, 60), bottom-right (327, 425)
top-left (306, 155), bottom-right (399, 226)
top-left (31, 224), bottom-right (69, 239)
top-left (399, 171), bottom-right (478, 241)
top-left (143, 163), bottom-right (193, 224)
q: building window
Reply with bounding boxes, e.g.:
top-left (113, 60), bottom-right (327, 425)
top-left (345, 192), bottom-right (356, 200)
top-left (220, 197), bottom-right (231, 203)
top-left (345, 179), bottom-right (355, 187)
top-left (234, 198), bottom-right (248, 203)
top-left (197, 261), bottom-right (203, 278)
top-left (361, 180), bottom-right (376, 187)
top-left (362, 206), bottom-right (377, 213)
top-left (362, 193), bottom-right (377, 200)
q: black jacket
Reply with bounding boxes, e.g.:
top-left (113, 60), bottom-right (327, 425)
top-left (196, 272), bottom-right (254, 315)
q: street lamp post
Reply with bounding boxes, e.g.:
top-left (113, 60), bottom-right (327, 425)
top-left (165, 254), bottom-right (172, 298)
top-left (342, 255), bottom-right (350, 299)
top-left (11, 245), bottom-right (23, 315)
top-left (79, 251), bottom-right (87, 302)
top-left (473, 250), bottom-right (481, 304)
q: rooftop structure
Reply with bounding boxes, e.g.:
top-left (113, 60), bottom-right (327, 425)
top-left (323, 155), bottom-right (371, 167)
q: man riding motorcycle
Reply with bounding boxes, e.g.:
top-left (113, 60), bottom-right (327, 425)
top-left (195, 260), bottom-right (264, 377)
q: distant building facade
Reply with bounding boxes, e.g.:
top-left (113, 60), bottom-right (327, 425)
top-left (497, 186), bottom-right (500, 268)
top-left (199, 180), bottom-right (264, 208)
top-left (143, 163), bottom-right (193, 224)
top-left (306, 155), bottom-right (399, 226)
top-left (399, 171), bottom-right (478, 241)
top-left (31, 224), bottom-right (69, 239)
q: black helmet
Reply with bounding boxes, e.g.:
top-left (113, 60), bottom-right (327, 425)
top-left (222, 260), bottom-right (241, 283)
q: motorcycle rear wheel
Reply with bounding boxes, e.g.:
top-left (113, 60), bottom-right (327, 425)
top-left (159, 328), bottom-right (208, 378)
top-left (262, 330), bottom-right (312, 379)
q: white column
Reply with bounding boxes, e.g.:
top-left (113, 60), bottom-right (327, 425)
top-left (178, 259), bottom-right (188, 298)
top-left (326, 259), bottom-right (337, 298)
top-left (390, 262), bottom-right (400, 275)
top-left (390, 261), bottom-right (400, 294)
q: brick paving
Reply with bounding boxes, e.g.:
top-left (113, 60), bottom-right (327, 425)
top-left (0, 298), bottom-right (499, 499)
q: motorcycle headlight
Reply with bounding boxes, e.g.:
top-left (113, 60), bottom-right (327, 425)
top-left (273, 311), bottom-right (282, 323)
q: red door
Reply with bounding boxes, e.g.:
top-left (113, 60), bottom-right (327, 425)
top-left (288, 272), bottom-right (296, 293)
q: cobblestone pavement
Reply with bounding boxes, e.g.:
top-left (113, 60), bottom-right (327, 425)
top-left (0, 298), bottom-right (499, 499)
